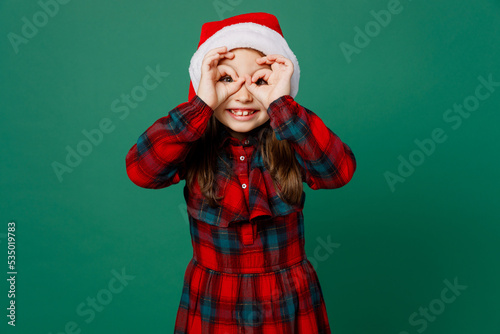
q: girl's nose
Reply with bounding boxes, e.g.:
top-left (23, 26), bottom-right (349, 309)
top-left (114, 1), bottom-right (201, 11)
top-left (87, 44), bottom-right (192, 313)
top-left (234, 84), bottom-right (253, 102)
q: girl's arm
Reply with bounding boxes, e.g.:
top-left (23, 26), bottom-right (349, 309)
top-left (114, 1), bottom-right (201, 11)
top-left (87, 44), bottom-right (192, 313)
top-left (267, 95), bottom-right (357, 190)
top-left (125, 96), bottom-right (213, 189)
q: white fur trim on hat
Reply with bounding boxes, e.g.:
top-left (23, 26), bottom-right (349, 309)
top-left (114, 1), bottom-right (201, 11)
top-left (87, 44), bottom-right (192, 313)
top-left (189, 22), bottom-right (300, 98)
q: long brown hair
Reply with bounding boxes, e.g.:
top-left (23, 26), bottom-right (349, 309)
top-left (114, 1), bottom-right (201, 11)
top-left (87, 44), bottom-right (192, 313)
top-left (184, 115), bottom-right (303, 207)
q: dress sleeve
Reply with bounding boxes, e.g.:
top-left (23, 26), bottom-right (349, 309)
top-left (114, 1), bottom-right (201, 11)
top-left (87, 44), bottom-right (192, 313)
top-left (125, 95), bottom-right (213, 189)
top-left (267, 95), bottom-right (357, 190)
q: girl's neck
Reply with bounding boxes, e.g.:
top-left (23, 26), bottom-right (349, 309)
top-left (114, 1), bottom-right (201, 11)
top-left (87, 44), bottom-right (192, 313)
top-left (227, 129), bottom-right (248, 141)
top-left (224, 121), bottom-right (270, 141)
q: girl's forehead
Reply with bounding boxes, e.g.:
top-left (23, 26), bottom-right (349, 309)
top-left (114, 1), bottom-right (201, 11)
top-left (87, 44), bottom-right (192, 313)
top-left (218, 48), bottom-right (270, 72)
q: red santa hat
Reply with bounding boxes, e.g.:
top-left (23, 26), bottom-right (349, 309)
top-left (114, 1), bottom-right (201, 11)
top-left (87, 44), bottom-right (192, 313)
top-left (188, 12), bottom-right (300, 101)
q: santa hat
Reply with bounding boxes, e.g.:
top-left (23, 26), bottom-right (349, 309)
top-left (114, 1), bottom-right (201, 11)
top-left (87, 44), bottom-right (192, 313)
top-left (188, 12), bottom-right (300, 101)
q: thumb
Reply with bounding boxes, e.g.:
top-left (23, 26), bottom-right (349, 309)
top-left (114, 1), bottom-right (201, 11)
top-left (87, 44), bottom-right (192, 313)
top-left (226, 76), bottom-right (245, 96)
top-left (244, 74), bottom-right (257, 94)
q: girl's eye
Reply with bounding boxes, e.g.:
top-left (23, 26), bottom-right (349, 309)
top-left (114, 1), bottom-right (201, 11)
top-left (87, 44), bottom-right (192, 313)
top-left (256, 78), bottom-right (268, 86)
top-left (219, 75), bottom-right (233, 83)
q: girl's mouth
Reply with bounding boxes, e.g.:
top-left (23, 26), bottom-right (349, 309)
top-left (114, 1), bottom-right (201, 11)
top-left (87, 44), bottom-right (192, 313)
top-left (227, 109), bottom-right (259, 120)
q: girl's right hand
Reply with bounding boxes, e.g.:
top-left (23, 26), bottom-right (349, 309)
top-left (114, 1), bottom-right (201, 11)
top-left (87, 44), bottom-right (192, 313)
top-left (197, 46), bottom-right (245, 110)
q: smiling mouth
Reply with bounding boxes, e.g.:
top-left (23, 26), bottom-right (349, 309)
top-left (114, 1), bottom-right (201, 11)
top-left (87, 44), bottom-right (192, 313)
top-left (228, 109), bottom-right (259, 116)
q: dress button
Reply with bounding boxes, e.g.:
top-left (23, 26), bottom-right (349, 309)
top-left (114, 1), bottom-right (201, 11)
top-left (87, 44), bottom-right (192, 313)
top-left (242, 183), bottom-right (247, 189)
top-left (244, 139), bottom-right (250, 145)
top-left (240, 155), bottom-right (245, 161)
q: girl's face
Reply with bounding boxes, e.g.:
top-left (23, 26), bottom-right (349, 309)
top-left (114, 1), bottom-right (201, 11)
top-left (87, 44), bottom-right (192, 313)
top-left (213, 48), bottom-right (271, 140)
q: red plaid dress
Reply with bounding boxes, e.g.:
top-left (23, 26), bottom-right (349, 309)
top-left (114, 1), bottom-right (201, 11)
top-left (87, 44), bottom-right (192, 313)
top-left (125, 95), bottom-right (356, 333)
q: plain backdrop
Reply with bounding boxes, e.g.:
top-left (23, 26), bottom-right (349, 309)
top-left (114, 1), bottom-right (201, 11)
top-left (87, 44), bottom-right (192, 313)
top-left (1, 0), bottom-right (499, 333)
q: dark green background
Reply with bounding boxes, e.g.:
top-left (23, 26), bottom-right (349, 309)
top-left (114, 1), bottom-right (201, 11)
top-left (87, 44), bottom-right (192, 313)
top-left (1, 0), bottom-right (499, 333)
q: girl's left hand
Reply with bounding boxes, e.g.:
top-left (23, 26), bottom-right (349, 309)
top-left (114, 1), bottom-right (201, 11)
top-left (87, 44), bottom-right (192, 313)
top-left (244, 54), bottom-right (294, 110)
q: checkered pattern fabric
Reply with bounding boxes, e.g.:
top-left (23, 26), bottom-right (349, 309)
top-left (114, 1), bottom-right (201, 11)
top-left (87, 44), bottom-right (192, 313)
top-left (125, 95), bottom-right (356, 333)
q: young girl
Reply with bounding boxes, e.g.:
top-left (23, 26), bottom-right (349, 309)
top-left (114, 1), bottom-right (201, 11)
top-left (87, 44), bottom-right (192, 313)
top-left (126, 12), bottom-right (356, 334)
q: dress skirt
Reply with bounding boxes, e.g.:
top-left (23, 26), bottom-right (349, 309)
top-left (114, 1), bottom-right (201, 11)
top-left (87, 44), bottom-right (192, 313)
top-left (174, 211), bottom-right (332, 334)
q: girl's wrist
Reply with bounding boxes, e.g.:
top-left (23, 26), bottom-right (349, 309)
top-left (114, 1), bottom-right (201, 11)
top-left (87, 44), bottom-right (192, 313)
top-left (196, 94), bottom-right (216, 110)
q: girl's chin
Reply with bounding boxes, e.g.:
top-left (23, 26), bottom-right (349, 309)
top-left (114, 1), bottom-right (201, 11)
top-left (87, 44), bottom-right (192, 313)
top-left (226, 125), bottom-right (256, 134)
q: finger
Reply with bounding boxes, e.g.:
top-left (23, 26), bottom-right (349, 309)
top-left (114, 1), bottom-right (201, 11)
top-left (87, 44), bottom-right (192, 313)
top-left (262, 54), bottom-right (291, 66)
top-left (202, 51), bottom-right (222, 65)
top-left (216, 65), bottom-right (237, 79)
top-left (204, 53), bottom-right (221, 63)
top-left (226, 76), bottom-right (245, 95)
top-left (244, 74), bottom-right (253, 87)
top-left (214, 47), bottom-right (235, 59)
top-left (216, 49), bottom-right (235, 59)
top-left (255, 56), bottom-right (269, 63)
top-left (215, 50), bottom-right (236, 63)
top-left (256, 58), bottom-right (287, 67)
top-left (203, 47), bottom-right (234, 63)
top-left (263, 70), bottom-right (271, 82)
top-left (256, 57), bottom-right (275, 65)
top-left (277, 57), bottom-right (293, 67)
top-left (244, 75), bottom-right (258, 92)
top-left (203, 52), bottom-right (235, 72)
top-left (266, 54), bottom-right (286, 60)
top-left (269, 57), bottom-right (288, 66)
top-left (220, 52), bottom-right (235, 61)
top-left (236, 76), bottom-right (246, 84)
top-left (203, 53), bottom-right (223, 68)
top-left (245, 74), bottom-right (252, 85)
top-left (271, 58), bottom-right (293, 73)
top-left (251, 69), bottom-right (272, 83)
top-left (234, 76), bottom-right (246, 88)
top-left (206, 46), bottom-right (228, 56)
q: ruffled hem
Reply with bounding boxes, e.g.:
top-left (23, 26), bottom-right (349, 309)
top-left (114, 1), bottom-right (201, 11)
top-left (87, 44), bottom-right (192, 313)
top-left (174, 257), bottom-right (332, 334)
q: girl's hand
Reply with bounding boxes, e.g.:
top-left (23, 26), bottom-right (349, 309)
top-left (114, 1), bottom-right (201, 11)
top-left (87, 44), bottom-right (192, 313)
top-left (244, 54), bottom-right (294, 110)
top-left (197, 46), bottom-right (245, 110)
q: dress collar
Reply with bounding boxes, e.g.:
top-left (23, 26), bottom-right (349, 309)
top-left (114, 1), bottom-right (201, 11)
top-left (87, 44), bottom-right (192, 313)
top-left (216, 121), bottom-right (269, 149)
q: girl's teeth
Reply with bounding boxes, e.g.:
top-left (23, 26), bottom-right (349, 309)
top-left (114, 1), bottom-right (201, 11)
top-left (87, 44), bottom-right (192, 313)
top-left (232, 110), bottom-right (254, 116)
